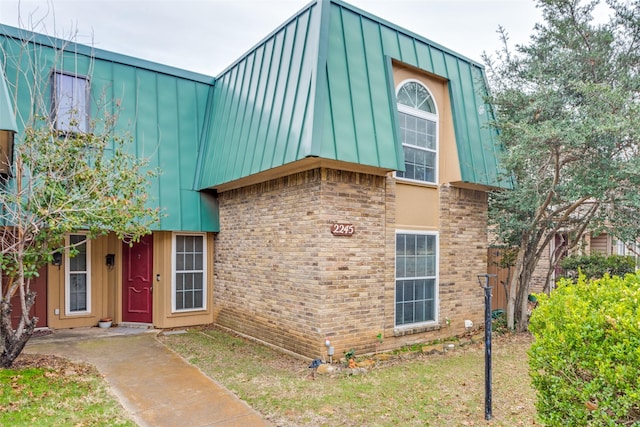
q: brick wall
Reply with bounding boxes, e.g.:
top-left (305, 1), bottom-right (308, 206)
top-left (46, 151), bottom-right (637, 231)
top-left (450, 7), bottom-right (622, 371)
top-left (215, 168), bottom-right (389, 358)
top-left (530, 243), bottom-right (551, 293)
top-left (215, 170), bottom-right (490, 358)
top-left (379, 183), bottom-right (488, 351)
top-left (436, 186), bottom-right (487, 336)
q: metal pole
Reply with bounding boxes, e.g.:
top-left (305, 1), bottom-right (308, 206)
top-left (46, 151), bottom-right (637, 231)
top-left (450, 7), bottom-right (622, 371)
top-left (481, 274), bottom-right (493, 421)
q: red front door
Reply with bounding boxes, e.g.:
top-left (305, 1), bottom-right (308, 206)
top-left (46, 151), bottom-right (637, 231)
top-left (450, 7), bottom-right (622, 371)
top-left (122, 235), bottom-right (153, 323)
top-left (10, 266), bottom-right (47, 328)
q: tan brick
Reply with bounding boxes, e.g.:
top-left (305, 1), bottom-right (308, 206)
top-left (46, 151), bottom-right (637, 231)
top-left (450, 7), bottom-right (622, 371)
top-left (214, 169), bottom-right (490, 358)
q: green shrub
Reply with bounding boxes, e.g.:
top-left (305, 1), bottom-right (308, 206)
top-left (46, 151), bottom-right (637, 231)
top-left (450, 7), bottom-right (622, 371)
top-left (559, 253), bottom-right (635, 279)
top-left (528, 274), bottom-right (640, 426)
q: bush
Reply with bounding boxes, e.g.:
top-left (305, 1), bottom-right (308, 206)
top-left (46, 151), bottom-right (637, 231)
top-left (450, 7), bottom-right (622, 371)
top-left (528, 274), bottom-right (640, 425)
top-left (559, 253), bottom-right (635, 279)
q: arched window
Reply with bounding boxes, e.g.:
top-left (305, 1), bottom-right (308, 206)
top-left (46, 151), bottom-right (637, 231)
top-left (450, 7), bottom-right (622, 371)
top-left (396, 80), bottom-right (438, 184)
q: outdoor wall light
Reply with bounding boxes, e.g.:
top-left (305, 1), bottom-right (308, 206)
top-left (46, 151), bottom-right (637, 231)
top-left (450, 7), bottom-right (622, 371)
top-left (105, 253), bottom-right (115, 269)
top-left (52, 251), bottom-right (62, 268)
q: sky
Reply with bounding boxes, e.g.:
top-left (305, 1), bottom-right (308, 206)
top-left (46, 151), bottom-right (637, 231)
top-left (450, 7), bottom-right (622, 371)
top-left (0, 0), bottom-right (542, 77)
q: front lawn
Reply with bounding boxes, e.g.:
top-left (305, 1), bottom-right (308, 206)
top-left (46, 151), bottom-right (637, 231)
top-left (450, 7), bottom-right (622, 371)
top-left (0, 354), bottom-right (135, 427)
top-left (162, 328), bottom-right (536, 426)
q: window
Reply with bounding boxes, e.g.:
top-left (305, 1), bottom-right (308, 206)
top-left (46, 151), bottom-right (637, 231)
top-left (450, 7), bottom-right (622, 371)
top-left (616, 240), bottom-right (640, 268)
top-left (395, 232), bottom-right (438, 326)
top-left (65, 234), bottom-right (91, 315)
top-left (52, 71), bottom-right (89, 133)
top-left (173, 234), bottom-right (207, 312)
top-left (396, 80), bottom-right (438, 184)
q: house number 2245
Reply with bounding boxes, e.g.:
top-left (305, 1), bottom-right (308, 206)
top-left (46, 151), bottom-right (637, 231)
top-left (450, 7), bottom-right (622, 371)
top-left (331, 223), bottom-right (355, 236)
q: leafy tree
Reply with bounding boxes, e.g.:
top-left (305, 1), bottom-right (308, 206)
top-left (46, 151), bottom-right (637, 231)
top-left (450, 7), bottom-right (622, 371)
top-left (484, 0), bottom-right (640, 331)
top-left (0, 32), bottom-right (160, 367)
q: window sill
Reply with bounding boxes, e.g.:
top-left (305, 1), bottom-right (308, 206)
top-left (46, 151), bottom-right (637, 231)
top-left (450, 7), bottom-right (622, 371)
top-left (393, 322), bottom-right (441, 337)
top-left (170, 308), bottom-right (208, 316)
top-left (60, 312), bottom-right (93, 319)
top-left (395, 177), bottom-right (438, 189)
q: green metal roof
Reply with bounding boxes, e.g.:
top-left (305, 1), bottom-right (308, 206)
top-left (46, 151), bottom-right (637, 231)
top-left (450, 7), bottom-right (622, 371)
top-left (0, 24), bottom-right (218, 232)
top-left (0, 0), bottom-right (508, 235)
top-left (196, 0), bottom-right (506, 189)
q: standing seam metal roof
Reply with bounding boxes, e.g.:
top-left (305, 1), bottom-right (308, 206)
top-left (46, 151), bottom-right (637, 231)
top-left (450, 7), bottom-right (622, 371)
top-left (196, 0), bottom-right (507, 190)
top-left (0, 24), bottom-right (218, 232)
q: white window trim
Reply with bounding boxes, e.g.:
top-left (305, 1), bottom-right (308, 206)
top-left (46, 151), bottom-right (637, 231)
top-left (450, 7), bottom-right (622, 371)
top-left (64, 233), bottom-right (91, 316)
top-left (171, 232), bottom-right (207, 313)
top-left (616, 239), bottom-right (640, 269)
top-left (395, 79), bottom-right (439, 185)
top-left (394, 230), bottom-right (439, 329)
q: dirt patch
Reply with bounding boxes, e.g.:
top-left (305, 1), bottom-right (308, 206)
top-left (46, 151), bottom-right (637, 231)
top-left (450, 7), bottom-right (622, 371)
top-left (12, 353), bottom-right (96, 376)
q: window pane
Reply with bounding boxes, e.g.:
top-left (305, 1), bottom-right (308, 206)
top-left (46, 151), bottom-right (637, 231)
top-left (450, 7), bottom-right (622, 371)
top-left (425, 279), bottom-right (435, 300)
top-left (427, 255), bottom-right (436, 275)
top-left (54, 73), bottom-right (88, 133)
top-left (395, 234), bottom-right (437, 326)
top-left (424, 302), bottom-right (434, 322)
top-left (184, 273), bottom-right (194, 290)
top-left (415, 300), bottom-right (425, 322)
top-left (403, 280), bottom-right (413, 300)
top-left (407, 256), bottom-right (416, 277)
top-left (194, 290), bottom-right (203, 308)
top-left (70, 234), bottom-right (84, 245)
top-left (396, 256), bottom-right (406, 278)
top-left (69, 235), bottom-right (87, 272)
top-left (400, 144), bottom-right (436, 184)
top-left (194, 236), bottom-right (203, 252)
top-left (397, 86), bottom-right (413, 107)
top-left (174, 235), bottom-right (205, 310)
top-left (426, 121), bottom-right (436, 149)
top-left (406, 236), bottom-right (416, 255)
top-left (416, 256), bottom-right (427, 277)
top-left (70, 273), bottom-right (87, 311)
top-left (416, 235), bottom-right (427, 255)
top-left (397, 105), bottom-right (436, 184)
top-left (396, 234), bottom-right (406, 254)
top-left (397, 82), bottom-right (435, 113)
top-left (403, 302), bottom-right (414, 323)
top-left (395, 302), bottom-right (403, 325)
top-left (67, 234), bottom-right (89, 314)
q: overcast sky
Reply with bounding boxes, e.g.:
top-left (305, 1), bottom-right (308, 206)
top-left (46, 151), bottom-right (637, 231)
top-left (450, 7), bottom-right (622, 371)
top-left (1, 0), bottom-right (542, 77)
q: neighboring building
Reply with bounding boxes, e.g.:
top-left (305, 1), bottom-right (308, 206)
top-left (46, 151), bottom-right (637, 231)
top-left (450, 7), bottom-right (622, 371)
top-left (525, 230), bottom-right (639, 295)
top-left (1, 0), bottom-right (506, 358)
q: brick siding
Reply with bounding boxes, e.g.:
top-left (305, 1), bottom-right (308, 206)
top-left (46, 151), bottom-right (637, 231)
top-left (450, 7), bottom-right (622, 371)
top-left (215, 169), bottom-right (489, 359)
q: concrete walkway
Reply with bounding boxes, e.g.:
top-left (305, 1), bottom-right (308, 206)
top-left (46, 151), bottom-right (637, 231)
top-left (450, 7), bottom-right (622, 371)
top-left (24, 327), bottom-right (271, 427)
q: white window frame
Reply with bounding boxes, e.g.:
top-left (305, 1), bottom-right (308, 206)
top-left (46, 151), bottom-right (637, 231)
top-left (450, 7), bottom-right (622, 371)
top-left (172, 233), bottom-right (207, 313)
top-left (395, 79), bottom-right (439, 185)
top-left (52, 71), bottom-right (90, 133)
top-left (616, 239), bottom-right (640, 269)
top-left (394, 230), bottom-right (439, 328)
top-left (64, 233), bottom-right (91, 315)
